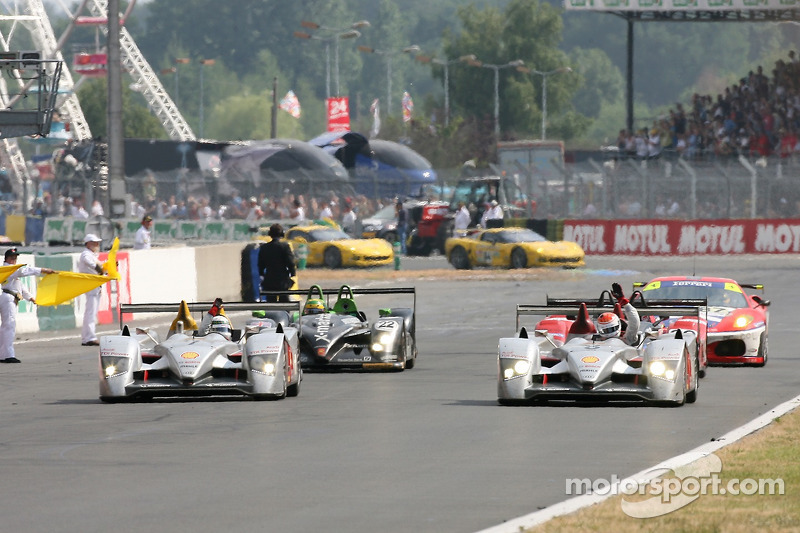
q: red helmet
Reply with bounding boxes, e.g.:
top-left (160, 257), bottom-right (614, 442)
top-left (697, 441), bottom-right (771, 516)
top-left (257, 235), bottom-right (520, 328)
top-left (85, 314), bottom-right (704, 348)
top-left (596, 312), bottom-right (621, 338)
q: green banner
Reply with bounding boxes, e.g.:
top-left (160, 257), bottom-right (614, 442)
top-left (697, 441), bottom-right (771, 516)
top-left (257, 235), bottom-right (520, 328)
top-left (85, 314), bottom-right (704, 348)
top-left (35, 255), bottom-right (77, 331)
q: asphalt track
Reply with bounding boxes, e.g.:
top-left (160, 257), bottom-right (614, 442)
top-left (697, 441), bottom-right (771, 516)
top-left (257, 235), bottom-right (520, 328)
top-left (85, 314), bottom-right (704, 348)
top-left (1, 254), bottom-right (797, 533)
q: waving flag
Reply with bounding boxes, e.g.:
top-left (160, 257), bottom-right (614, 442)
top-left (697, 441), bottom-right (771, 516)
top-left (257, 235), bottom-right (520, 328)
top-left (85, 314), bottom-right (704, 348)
top-left (36, 237), bottom-right (121, 306)
top-left (102, 237), bottom-right (121, 280)
top-left (0, 264), bottom-right (24, 284)
top-left (402, 91), bottom-right (414, 123)
top-left (36, 272), bottom-right (111, 307)
top-left (279, 90), bottom-right (302, 119)
top-left (369, 99), bottom-right (381, 138)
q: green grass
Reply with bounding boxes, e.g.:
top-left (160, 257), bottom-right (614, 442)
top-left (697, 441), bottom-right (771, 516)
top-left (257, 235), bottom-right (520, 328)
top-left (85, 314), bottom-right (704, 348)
top-left (527, 407), bottom-right (800, 533)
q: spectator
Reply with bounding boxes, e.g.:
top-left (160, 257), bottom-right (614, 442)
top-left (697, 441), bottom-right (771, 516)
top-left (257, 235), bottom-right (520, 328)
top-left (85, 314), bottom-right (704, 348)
top-left (395, 200), bottom-right (408, 254)
top-left (341, 202), bottom-right (357, 235)
top-left (481, 199), bottom-right (504, 228)
top-left (90, 199), bottom-right (104, 217)
top-left (134, 215), bottom-right (153, 250)
top-left (290, 198), bottom-right (305, 222)
top-left (454, 201), bottom-right (470, 232)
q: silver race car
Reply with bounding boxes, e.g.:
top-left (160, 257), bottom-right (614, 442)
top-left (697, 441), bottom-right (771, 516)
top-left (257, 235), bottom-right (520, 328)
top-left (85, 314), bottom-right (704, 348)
top-left (294, 284), bottom-right (417, 371)
top-left (498, 296), bottom-right (703, 406)
top-left (99, 300), bottom-right (302, 402)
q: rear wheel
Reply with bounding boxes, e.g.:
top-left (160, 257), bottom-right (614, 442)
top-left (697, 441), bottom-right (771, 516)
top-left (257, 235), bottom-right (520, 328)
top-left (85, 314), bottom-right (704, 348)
top-left (510, 247), bottom-right (528, 269)
top-left (323, 247), bottom-right (342, 268)
top-left (449, 246), bottom-right (471, 270)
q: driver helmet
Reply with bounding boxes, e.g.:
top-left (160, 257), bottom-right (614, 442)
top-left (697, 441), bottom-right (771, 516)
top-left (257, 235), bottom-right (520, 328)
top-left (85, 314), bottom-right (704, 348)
top-left (303, 298), bottom-right (326, 315)
top-left (210, 315), bottom-right (232, 340)
top-left (596, 312), bottom-right (621, 339)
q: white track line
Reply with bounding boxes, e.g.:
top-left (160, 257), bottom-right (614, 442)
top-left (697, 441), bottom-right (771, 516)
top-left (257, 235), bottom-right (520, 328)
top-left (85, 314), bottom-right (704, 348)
top-left (476, 393), bottom-right (800, 533)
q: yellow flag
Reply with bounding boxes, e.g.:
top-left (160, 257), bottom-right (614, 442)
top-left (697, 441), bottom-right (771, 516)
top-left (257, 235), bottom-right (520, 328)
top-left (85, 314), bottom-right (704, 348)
top-left (0, 264), bottom-right (24, 284)
top-left (102, 237), bottom-right (121, 280)
top-left (36, 271), bottom-right (111, 307)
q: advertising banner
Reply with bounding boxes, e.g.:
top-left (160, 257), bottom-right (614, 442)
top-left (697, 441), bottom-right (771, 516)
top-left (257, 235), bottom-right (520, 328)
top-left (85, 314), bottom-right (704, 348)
top-left (327, 97), bottom-right (350, 132)
top-left (564, 219), bottom-right (800, 255)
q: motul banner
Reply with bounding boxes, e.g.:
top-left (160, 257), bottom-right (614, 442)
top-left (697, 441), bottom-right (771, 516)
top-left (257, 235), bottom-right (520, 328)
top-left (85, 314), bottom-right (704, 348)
top-left (327, 97), bottom-right (350, 132)
top-left (564, 219), bottom-right (800, 255)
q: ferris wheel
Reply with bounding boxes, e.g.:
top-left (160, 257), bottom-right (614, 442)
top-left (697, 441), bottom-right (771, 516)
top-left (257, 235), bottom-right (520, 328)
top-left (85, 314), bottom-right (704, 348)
top-left (0, 0), bottom-right (194, 201)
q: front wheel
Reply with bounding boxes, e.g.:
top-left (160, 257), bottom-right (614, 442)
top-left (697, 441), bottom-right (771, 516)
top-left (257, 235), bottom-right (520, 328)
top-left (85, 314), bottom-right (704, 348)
top-left (449, 246), bottom-right (471, 270)
top-left (510, 247), bottom-right (528, 269)
top-left (323, 247), bottom-right (342, 268)
top-left (752, 332), bottom-right (768, 367)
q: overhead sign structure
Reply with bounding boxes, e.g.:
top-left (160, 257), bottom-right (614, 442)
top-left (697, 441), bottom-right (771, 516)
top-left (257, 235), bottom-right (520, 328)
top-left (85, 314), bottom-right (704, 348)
top-left (327, 97), bottom-right (350, 132)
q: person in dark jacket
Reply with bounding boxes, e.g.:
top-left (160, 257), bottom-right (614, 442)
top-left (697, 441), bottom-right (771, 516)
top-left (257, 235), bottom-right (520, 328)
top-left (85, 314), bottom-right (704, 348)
top-left (258, 224), bottom-right (296, 303)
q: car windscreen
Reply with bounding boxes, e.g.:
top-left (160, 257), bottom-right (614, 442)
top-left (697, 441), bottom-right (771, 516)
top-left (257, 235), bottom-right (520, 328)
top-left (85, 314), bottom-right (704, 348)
top-left (642, 281), bottom-right (748, 308)
top-left (308, 228), bottom-right (350, 241)
top-left (497, 229), bottom-right (546, 243)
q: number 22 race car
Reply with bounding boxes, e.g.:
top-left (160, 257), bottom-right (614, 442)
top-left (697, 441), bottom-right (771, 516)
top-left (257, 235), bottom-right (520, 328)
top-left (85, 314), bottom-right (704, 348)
top-left (294, 285), bottom-right (417, 371)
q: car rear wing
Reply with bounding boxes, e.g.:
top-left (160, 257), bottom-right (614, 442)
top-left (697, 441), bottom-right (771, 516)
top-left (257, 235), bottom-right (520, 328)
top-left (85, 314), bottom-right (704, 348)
top-left (261, 287), bottom-right (416, 312)
top-left (119, 301), bottom-right (300, 330)
top-left (546, 294), bottom-right (707, 309)
top-left (516, 304), bottom-right (703, 332)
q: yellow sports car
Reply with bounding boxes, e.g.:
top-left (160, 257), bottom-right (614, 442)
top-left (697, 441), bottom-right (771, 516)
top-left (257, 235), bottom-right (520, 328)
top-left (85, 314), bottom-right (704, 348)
top-left (285, 225), bottom-right (394, 268)
top-left (444, 227), bottom-right (585, 269)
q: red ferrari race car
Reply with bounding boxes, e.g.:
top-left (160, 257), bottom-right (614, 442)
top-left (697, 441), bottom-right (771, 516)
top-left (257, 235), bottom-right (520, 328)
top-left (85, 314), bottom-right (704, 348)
top-left (634, 276), bottom-right (770, 367)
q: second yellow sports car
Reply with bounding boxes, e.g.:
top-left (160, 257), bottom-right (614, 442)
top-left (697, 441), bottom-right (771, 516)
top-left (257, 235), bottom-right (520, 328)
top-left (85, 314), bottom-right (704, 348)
top-left (444, 227), bottom-right (585, 269)
top-left (285, 225), bottom-right (394, 268)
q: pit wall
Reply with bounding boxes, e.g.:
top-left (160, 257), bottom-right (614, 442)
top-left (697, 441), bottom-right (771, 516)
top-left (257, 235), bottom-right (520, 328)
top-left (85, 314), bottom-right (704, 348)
top-left (14, 242), bottom-right (247, 335)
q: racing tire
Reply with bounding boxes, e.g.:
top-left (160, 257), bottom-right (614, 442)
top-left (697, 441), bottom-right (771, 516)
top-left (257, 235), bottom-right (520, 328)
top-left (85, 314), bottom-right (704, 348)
top-left (686, 356), bottom-right (699, 404)
top-left (510, 247), bottom-right (528, 269)
top-left (99, 396), bottom-right (127, 403)
top-left (406, 233), bottom-right (432, 256)
top-left (323, 247), bottom-right (342, 268)
top-left (404, 332), bottom-right (416, 369)
top-left (287, 374), bottom-right (301, 397)
top-left (752, 332), bottom-right (768, 367)
top-left (449, 246), bottom-right (471, 270)
top-left (382, 231), bottom-right (397, 245)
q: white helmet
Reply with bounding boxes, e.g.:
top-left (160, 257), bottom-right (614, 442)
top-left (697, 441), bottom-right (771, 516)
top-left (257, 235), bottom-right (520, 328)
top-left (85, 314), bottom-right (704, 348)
top-left (596, 312), bottom-right (621, 339)
top-left (210, 315), bottom-right (232, 340)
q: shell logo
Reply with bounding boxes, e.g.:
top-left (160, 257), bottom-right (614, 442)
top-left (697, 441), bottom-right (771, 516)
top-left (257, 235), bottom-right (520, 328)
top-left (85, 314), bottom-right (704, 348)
top-left (581, 356), bottom-right (600, 363)
top-left (181, 351), bottom-right (200, 359)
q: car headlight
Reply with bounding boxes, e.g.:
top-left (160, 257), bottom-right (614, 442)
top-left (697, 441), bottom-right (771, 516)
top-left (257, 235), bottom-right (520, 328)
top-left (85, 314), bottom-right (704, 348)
top-left (733, 314), bottom-right (754, 329)
top-left (500, 358), bottom-right (531, 380)
top-left (101, 356), bottom-right (130, 378)
top-left (371, 333), bottom-right (393, 352)
top-left (649, 360), bottom-right (678, 382)
top-left (249, 355), bottom-right (278, 375)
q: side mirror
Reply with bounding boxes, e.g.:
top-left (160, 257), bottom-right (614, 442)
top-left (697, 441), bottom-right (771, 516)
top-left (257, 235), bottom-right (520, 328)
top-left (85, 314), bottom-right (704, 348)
top-left (752, 295), bottom-right (771, 307)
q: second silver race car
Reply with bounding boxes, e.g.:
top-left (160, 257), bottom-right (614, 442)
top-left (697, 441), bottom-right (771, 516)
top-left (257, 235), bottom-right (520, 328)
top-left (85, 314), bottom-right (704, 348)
top-left (498, 295), bottom-right (703, 406)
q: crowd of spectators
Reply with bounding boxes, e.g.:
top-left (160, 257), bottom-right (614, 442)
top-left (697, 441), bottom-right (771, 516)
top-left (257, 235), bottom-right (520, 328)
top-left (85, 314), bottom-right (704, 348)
top-left (615, 51), bottom-right (800, 162)
top-left (32, 186), bottom-right (392, 236)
